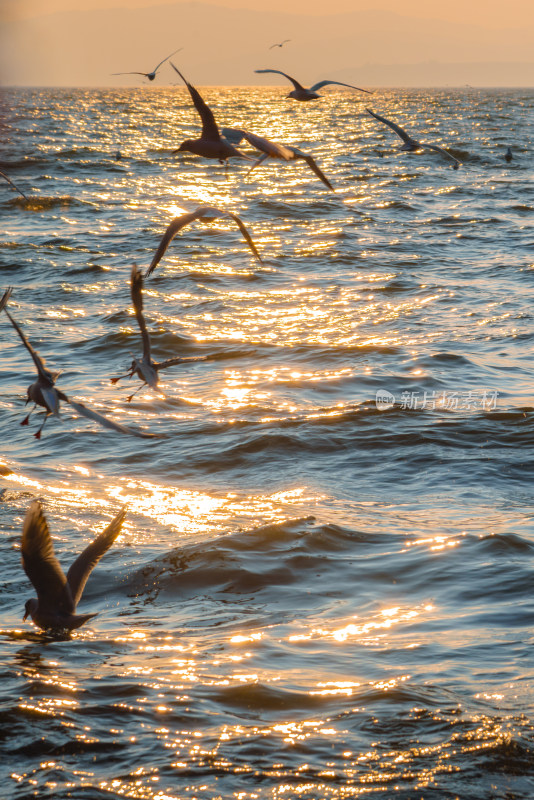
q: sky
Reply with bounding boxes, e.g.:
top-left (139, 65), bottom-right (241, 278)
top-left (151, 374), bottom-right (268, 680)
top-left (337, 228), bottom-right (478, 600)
top-left (1, 0), bottom-right (533, 86)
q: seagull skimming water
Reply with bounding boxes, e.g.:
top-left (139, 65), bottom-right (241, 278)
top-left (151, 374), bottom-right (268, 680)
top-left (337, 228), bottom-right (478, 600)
top-left (366, 108), bottom-right (461, 169)
top-left (254, 69), bottom-right (372, 101)
top-left (21, 500), bottom-right (126, 632)
top-left (111, 265), bottom-right (206, 401)
top-left (170, 64), bottom-right (251, 163)
top-left (146, 206), bottom-right (263, 278)
top-left (0, 289), bottom-right (156, 438)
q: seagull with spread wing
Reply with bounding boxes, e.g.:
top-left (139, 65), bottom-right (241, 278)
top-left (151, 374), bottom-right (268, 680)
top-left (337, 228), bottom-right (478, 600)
top-left (269, 39), bottom-right (291, 49)
top-left (0, 289), bottom-right (156, 438)
top-left (222, 129), bottom-right (334, 191)
top-left (112, 48), bottom-right (182, 81)
top-left (366, 108), bottom-right (461, 169)
top-left (171, 64), bottom-right (251, 163)
top-left (111, 265), bottom-right (205, 401)
top-left (254, 69), bottom-right (372, 101)
top-left (146, 206), bottom-right (262, 278)
top-left (21, 500), bottom-right (126, 632)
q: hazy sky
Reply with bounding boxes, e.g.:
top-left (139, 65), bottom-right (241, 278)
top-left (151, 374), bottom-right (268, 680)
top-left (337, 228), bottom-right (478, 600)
top-left (2, 0), bottom-right (534, 86)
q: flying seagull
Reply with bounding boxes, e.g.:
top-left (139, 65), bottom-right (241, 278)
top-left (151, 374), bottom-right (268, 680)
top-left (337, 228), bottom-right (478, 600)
top-left (0, 168), bottom-right (29, 201)
top-left (21, 500), bottom-right (126, 632)
top-left (366, 108), bottom-right (461, 169)
top-left (146, 206), bottom-right (263, 278)
top-left (170, 64), bottom-right (251, 163)
top-left (111, 265), bottom-right (205, 400)
top-left (269, 39), bottom-right (291, 49)
top-left (112, 48), bottom-right (182, 81)
top-left (0, 289), bottom-right (156, 439)
top-left (254, 69), bottom-right (372, 101)
top-left (223, 129), bottom-right (334, 191)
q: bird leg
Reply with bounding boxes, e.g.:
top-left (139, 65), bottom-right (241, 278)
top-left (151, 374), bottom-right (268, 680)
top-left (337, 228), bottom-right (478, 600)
top-left (21, 404), bottom-right (36, 426)
top-left (34, 413), bottom-right (50, 439)
top-left (126, 382), bottom-right (146, 403)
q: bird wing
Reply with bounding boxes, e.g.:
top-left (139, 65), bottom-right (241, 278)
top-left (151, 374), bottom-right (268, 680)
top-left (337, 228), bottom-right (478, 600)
top-left (156, 354), bottom-right (208, 370)
top-left (226, 212), bottom-right (263, 264)
top-left (170, 63), bottom-right (220, 141)
top-left (420, 142), bottom-right (461, 168)
top-left (146, 210), bottom-right (204, 277)
top-left (242, 131), bottom-right (293, 160)
top-left (366, 108), bottom-right (414, 145)
top-left (289, 148), bottom-right (335, 192)
top-left (254, 69), bottom-right (306, 91)
top-left (221, 127), bottom-right (245, 145)
top-left (21, 501), bottom-right (74, 615)
top-left (152, 47), bottom-right (182, 74)
top-left (66, 506), bottom-right (126, 607)
top-left (0, 169), bottom-right (29, 201)
top-left (57, 391), bottom-right (159, 438)
top-left (0, 287), bottom-right (12, 312)
top-left (310, 80), bottom-right (372, 94)
top-left (130, 264), bottom-right (151, 361)
top-left (4, 307), bottom-right (57, 385)
top-left (245, 153), bottom-right (270, 178)
top-left (112, 72), bottom-right (149, 77)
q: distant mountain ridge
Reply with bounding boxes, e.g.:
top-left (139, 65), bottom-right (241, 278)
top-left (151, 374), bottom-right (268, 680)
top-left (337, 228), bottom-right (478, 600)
top-left (1, 2), bottom-right (533, 86)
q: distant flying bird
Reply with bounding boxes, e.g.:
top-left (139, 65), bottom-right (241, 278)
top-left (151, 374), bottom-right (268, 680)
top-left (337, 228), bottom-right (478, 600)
top-left (0, 168), bottom-right (29, 201)
top-left (111, 265), bottom-right (205, 401)
top-left (366, 108), bottom-right (461, 169)
top-left (112, 48), bottom-right (182, 81)
top-left (254, 69), bottom-right (372, 101)
top-left (146, 206), bottom-right (263, 278)
top-left (225, 129), bottom-right (334, 191)
top-left (21, 500), bottom-right (126, 632)
top-left (504, 147), bottom-right (513, 162)
top-left (170, 63), bottom-right (252, 163)
top-left (0, 289), bottom-right (156, 439)
top-left (269, 39), bottom-right (291, 49)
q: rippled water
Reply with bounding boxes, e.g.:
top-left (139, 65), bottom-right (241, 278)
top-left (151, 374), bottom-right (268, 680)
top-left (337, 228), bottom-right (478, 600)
top-left (0, 86), bottom-right (533, 799)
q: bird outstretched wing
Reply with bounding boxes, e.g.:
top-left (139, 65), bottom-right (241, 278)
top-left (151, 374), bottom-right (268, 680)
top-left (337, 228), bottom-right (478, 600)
top-left (310, 80), bottom-right (372, 94)
top-left (255, 69), bottom-right (306, 92)
top-left (366, 108), bottom-right (414, 145)
top-left (171, 63), bottom-right (220, 141)
top-left (66, 506), bottom-right (127, 607)
top-left (58, 390), bottom-right (159, 438)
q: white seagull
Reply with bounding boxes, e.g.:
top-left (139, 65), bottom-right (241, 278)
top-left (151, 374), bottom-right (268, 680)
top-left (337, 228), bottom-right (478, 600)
top-left (146, 206), bottom-right (263, 278)
top-left (254, 69), bottom-right (372, 100)
top-left (223, 129), bottom-right (335, 191)
top-left (1, 288), bottom-right (156, 439)
top-left (366, 108), bottom-right (461, 169)
top-left (21, 500), bottom-right (126, 632)
top-left (111, 265), bottom-right (206, 401)
top-left (112, 48), bottom-right (182, 81)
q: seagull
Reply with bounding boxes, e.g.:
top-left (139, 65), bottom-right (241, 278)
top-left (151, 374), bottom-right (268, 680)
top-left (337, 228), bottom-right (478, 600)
top-left (146, 206), bottom-right (263, 278)
top-left (224, 129), bottom-right (334, 191)
top-left (170, 64), bottom-right (251, 163)
top-left (254, 69), bottom-right (372, 101)
top-left (21, 500), bottom-right (126, 632)
top-left (366, 108), bottom-right (461, 169)
top-left (504, 147), bottom-right (513, 162)
top-left (111, 265), bottom-right (205, 401)
top-left (112, 48), bottom-right (182, 81)
top-left (269, 39), bottom-right (291, 49)
top-left (0, 168), bottom-right (29, 201)
top-left (0, 289), bottom-right (156, 439)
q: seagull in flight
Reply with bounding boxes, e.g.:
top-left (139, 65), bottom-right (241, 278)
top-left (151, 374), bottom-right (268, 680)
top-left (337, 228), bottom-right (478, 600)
top-left (21, 500), bottom-right (126, 632)
top-left (0, 168), bottom-right (29, 201)
top-left (170, 64), bottom-right (251, 163)
top-left (112, 48), bottom-right (182, 81)
top-left (223, 129), bottom-right (334, 191)
top-left (0, 288), bottom-right (156, 439)
top-left (254, 69), bottom-right (372, 101)
top-left (146, 206), bottom-right (263, 278)
top-left (269, 39), bottom-right (291, 49)
top-left (366, 108), bottom-right (461, 169)
top-left (111, 265), bottom-right (206, 401)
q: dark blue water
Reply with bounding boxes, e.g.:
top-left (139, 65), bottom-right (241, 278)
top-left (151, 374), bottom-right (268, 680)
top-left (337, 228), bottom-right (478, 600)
top-left (0, 86), bottom-right (533, 799)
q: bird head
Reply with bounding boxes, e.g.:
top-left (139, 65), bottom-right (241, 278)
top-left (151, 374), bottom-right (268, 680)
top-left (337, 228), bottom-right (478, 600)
top-left (173, 140), bottom-right (194, 155)
top-left (23, 598), bottom-right (37, 621)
